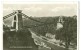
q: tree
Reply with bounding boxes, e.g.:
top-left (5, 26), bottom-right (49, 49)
top-left (30, 17), bottom-right (58, 36)
top-left (3, 24), bottom-right (10, 32)
top-left (55, 17), bottom-right (77, 49)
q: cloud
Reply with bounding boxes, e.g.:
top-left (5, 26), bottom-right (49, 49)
top-left (24, 7), bottom-right (42, 12)
top-left (3, 4), bottom-right (77, 17)
top-left (51, 6), bottom-right (72, 12)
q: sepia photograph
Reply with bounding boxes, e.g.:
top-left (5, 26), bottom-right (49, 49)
top-left (3, 3), bottom-right (77, 50)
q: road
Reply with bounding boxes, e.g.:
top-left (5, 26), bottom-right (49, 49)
top-left (31, 31), bottom-right (67, 50)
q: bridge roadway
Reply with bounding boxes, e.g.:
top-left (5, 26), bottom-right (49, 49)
top-left (30, 30), bottom-right (67, 50)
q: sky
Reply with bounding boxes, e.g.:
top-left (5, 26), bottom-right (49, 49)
top-left (3, 3), bottom-right (77, 17)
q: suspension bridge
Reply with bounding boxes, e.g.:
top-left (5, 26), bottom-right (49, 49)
top-left (3, 10), bottom-right (66, 50)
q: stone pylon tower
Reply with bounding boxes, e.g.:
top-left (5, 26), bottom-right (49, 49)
top-left (12, 10), bottom-right (23, 31)
top-left (56, 16), bottom-right (64, 30)
top-left (17, 10), bottom-right (23, 30)
top-left (58, 16), bottom-right (64, 23)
